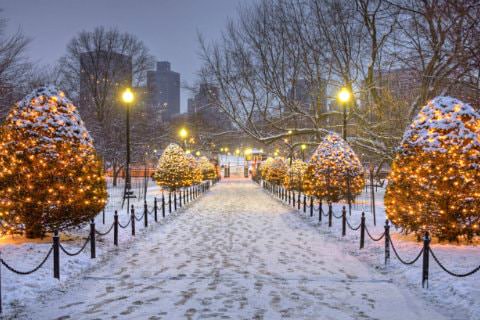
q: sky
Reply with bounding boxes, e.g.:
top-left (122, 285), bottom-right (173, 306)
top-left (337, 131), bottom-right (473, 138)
top-left (0, 0), bottom-right (255, 112)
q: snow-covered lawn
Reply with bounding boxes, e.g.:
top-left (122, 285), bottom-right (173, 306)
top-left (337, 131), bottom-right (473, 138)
top-left (0, 177), bottom-right (201, 316)
top-left (11, 179), bottom-right (453, 319)
top-left (266, 182), bottom-right (480, 320)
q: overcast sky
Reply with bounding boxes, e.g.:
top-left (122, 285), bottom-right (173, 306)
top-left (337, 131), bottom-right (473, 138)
top-left (1, 0), bottom-right (254, 112)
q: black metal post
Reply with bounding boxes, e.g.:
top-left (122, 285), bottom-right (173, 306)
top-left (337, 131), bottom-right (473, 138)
top-left (174, 192), bottom-right (177, 211)
top-left (102, 208), bottom-right (105, 225)
top-left (90, 219), bottom-right (96, 259)
top-left (297, 193), bottom-right (301, 210)
top-left (154, 197), bottom-right (158, 222)
top-left (162, 194), bottom-right (166, 218)
top-left (53, 230), bottom-right (60, 279)
top-left (179, 190), bottom-right (182, 208)
top-left (292, 191), bottom-right (296, 207)
top-left (144, 200), bottom-right (148, 228)
top-left (310, 197), bottom-right (313, 217)
top-left (288, 190), bottom-right (291, 204)
top-left (114, 211), bottom-right (118, 246)
top-left (168, 192), bottom-right (172, 213)
top-left (384, 220), bottom-right (390, 265)
top-left (303, 195), bottom-right (306, 213)
top-left (131, 205), bottom-right (135, 236)
top-left (319, 200), bottom-right (322, 222)
top-left (422, 231), bottom-right (430, 288)
top-left (342, 206), bottom-right (346, 236)
top-left (360, 212), bottom-right (366, 249)
top-left (328, 203), bottom-right (332, 227)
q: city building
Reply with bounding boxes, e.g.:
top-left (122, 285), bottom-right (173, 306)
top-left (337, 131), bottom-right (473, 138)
top-left (147, 61), bottom-right (180, 122)
top-left (187, 83), bottom-right (232, 131)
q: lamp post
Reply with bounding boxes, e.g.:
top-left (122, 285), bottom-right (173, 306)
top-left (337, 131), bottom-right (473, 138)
top-left (179, 127), bottom-right (188, 150)
top-left (337, 86), bottom-right (353, 215)
top-left (301, 144), bottom-right (307, 161)
top-left (122, 88), bottom-right (134, 208)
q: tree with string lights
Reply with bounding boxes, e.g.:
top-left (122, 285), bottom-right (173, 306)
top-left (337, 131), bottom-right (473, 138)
top-left (154, 143), bottom-right (194, 190)
top-left (284, 159), bottom-right (307, 191)
top-left (187, 154), bottom-right (203, 185)
top-left (0, 86), bottom-right (107, 238)
top-left (304, 132), bottom-right (365, 202)
top-left (265, 157), bottom-right (287, 185)
top-left (259, 157), bottom-right (274, 180)
top-left (198, 156), bottom-right (217, 180)
top-left (385, 97), bottom-right (480, 241)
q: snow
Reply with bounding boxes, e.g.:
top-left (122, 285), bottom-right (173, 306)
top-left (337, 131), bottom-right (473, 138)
top-left (7, 86), bottom-right (93, 148)
top-left (400, 96), bottom-right (480, 155)
top-left (0, 179), bottom-right (478, 318)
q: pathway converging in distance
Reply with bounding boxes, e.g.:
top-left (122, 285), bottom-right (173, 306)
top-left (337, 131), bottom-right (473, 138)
top-left (24, 179), bottom-right (446, 320)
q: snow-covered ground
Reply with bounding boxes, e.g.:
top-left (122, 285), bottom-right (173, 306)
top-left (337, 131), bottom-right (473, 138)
top-left (11, 179), bottom-right (453, 319)
top-left (0, 177), bottom-right (200, 317)
top-left (265, 182), bottom-right (480, 320)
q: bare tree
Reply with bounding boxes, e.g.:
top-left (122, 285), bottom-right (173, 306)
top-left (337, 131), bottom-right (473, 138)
top-left (0, 13), bottom-right (30, 119)
top-left (58, 27), bottom-right (154, 185)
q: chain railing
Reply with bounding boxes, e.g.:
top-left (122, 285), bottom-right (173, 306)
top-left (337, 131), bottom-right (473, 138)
top-left (260, 179), bottom-right (480, 289)
top-left (0, 180), bottom-right (214, 314)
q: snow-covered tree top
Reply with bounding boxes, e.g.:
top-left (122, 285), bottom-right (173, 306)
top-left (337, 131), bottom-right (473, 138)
top-left (310, 132), bottom-right (363, 175)
top-left (7, 86), bottom-right (93, 147)
top-left (400, 96), bottom-right (480, 155)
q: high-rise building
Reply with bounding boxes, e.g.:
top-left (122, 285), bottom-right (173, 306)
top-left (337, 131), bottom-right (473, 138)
top-left (147, 61), bottom-right (180, 122)
top-left (187, 83), bottom-right (232, 131)
top-left (79, 50), bottom-right (132, 115)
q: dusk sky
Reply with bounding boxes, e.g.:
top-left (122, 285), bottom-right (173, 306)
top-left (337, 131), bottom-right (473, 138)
top-left (0, 0), bottom-right (254, 112)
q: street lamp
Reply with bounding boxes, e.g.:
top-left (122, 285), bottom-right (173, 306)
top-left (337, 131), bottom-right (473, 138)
top-left (121, 87), bottom-right (134, 207)
top-left (195, 151), bottom-right (201, 156)
top-left (301, 144), bottom-right (307, 161)
top-left (337, 87), bottom-right (352, 141)
top-left (179, 127), bottom-right (188, 150)
top-left (337, 86), bottom-right (353, 215)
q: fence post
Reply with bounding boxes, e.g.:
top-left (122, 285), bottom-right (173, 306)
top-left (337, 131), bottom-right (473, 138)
top-left (168, 192), bottom-right (172, 213)
top-left (319, 200), bottom-right (322, 222)
top-left (293, 191), bottom-right (296, 207)
top-left (384, 219), bottom-right (390, 265)
top-left (90, 219), bottom-right (96, 259)
top-left (297, 193), bottom-right (301, 210)
top-left (422, 231), bottom-right (430, 288)
top-left (183, 189), bottom-right (186, 204)
top-left (360, 212), bottom-right (366, 249)
top-left (113, 210), bottom-right (118, 246)
top-left (342, 206), bottom-right (346, 236)
top-left (328, 203), bottom-right (332, 227)
top-left (288, 190), bottom-right (291, 204)
top-left (179, 190), bottom-right (182, 208)
top-left (53, 230), bottom-right (60, 279)
top-left (303, 195), bottom-right (306, 213)
top-left (174, 192), bottom-right (177, 211)
top-left (131, 205), bottom-right (135, 236)
top-left (310, 197), bottom-right (313, 217)
top-left (144, 200), bottom-right (148, 228)
top-left (154, 197), bottom-right (158, 222)
top-left (102, 208), bottom-right (105, 225)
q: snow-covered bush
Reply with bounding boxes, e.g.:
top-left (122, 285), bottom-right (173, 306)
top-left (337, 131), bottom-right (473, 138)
top-left (187, 154), bottom-right (203, 185)
top-left (197, 156), bottom-right (217, 180)
top-left (284, 159), bottom-right (307, 191)
top-left (0, 86), bottom-right (107, 238)
top-left (259, 157), bottom-right (274, 179)
top-left (304, 132), bottom-right (365, 202)
top-left (385, 97), bottom-right (480, 241)
top-left (154, 143), bottom-right (194, 190)
top-left (265, 157), bottom-right (287, 185)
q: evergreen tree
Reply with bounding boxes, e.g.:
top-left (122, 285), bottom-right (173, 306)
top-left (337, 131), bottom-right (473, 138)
top-left (265, 157), bottom-right (287, 185)
top-left (304, 133), bottom-right (364, 202)
top-left (198, 156), bottom-right (217, 180)
top-left (0, 86), bottom-right (107, 238)
top-left (154, 143), bottom-right (192, 191)
top-left (385, 97), bottom-right (480, 241)
top-left (284, 159), bottom-right (307, 191)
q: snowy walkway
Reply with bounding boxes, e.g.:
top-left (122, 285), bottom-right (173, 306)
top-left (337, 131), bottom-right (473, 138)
top-left (24, 179), bottom-right (446, 320)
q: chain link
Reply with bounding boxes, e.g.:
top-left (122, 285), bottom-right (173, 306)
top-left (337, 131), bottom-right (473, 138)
top-left (430, 248), bottom-right (480, 277)
top-left (95, 223), bottom-right (114, 236)
top-left (365, 226), bottom-right (385, 241)
top-left (388, 234), bottom-right (423, 265)
top-left (118, 218), bottom-right (131, 229)
top-left (59, 236), bottom-right (91, 256)
top-left (1, 247), bottom-right (53, 275)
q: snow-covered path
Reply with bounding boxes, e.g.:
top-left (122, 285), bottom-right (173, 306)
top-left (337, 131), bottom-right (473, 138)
top-left (24, 180), bottom-right (446, 319)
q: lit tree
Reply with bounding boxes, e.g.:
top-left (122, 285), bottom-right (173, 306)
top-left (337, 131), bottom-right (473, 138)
top-left (0, 86), bottom-right (107, 238)
top-left (154, 143), bottom-right (193, 190)
top-left (304, 133), bottom-right (365, 202)
top-left (385, 97), bottom-right (480, 241)
top-left (284, 159), bottom-right (307, 191)
top-left (265, 157), bottom-right (287, 185)
top-left (187, 154), bottom-right (203, 185)
top-left (259, 157), bottom-right (274, 180)
top-left (198, 156), bottom-right (217, 180)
